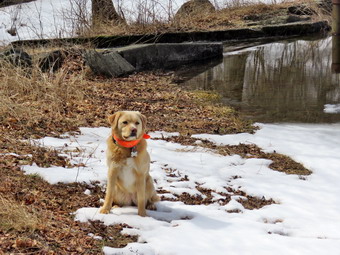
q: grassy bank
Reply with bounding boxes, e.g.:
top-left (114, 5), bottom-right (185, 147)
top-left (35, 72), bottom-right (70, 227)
top-left (83, 1), bottom-right (330, 37)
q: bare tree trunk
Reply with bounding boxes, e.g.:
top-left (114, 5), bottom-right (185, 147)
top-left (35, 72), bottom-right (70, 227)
top-left (92, 0), bottom-right (125, 27)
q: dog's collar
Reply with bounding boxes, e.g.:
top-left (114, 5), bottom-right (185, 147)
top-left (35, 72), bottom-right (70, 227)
top-left (112, 133), bottom-right (150, 148)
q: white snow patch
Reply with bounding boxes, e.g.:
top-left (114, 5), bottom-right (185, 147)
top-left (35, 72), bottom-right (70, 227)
top-left (17, 123), bottom-right (340, 254)
top-left (88, 233), bottom-right (103, 240)
top-left (324, 104), bottom-right (340, 114)
top-left (84, 189), bottom-right (91, 195)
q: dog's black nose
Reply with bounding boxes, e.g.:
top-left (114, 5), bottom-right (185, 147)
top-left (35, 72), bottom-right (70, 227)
top-left (130, 128), bottom-right (137, 136)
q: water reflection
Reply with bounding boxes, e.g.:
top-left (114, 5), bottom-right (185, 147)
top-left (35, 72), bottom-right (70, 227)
top-left (332, 0), bottom-right (340, 73)
top-left (182, 37), bottom-right (340, 123)
top-left (332, 35), bottom-right (340, 72)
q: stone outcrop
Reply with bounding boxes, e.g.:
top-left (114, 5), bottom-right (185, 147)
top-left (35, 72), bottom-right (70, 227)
top-left (37, 50), bottom-right (66, 72)
top-left (117, 43), bottom-right (223, 71)
top-left (11, 20), bottom-right (330, 48)
top-left (174, 0), bottom-right (215, 20)
top-left (261, 21), bottom-right (330, 37)
top-left (0, 44), bottom-right (222, 77)
top-left (84, 50), bottom-right (135, 77)
top-left (0, 47), bottom-right (32, 68)
top-left (84, 43), bottom-right (222, 77)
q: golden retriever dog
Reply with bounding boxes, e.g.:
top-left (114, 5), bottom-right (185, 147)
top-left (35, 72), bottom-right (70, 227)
top-left (100, 111), bottom-right (159, 217)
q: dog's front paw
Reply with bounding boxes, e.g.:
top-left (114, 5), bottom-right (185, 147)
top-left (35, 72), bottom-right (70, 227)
top-left (138, 208), bottom-right (147, 217)
top-left (146, 203), bottom-right (157, 211)
top-left (99, 207), bottom-right (111, 214)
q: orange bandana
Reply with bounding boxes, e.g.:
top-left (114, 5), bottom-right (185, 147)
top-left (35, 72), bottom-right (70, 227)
top-left (113, 133), bottom-right (150, 148)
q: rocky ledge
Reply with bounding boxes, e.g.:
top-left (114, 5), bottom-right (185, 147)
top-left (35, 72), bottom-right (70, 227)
top-left (11, 20), bottom-right (331, 48)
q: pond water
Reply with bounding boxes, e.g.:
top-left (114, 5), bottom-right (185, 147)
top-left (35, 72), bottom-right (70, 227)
top-left (178, 36), bottom-right (340, 123)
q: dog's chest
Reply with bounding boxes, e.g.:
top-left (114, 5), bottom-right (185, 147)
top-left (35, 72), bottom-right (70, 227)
top-left (118, 158), bottom-right (136, 191)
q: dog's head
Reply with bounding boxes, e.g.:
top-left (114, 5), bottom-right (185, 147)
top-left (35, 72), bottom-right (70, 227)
top-left (108, 111), bottom-right (146, 141)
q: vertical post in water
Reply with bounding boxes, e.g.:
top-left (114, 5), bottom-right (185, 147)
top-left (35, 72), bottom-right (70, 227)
top-left (332, 0), bottom-right (340, 73)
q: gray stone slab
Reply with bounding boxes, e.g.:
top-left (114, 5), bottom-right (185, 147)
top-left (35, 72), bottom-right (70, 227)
top-left (0, 47), bottom-right (32, 68)
top-left (11, 21), bottom-right (330, 48)
top-left (84, 49), bottom-right (135, 77)
top-left (117, 43), bottom-right (223, 71)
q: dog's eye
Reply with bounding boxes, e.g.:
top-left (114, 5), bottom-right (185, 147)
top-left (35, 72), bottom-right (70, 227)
top-left (135, 121), bottom-right (140, 125)
top-left (122, 121), bottom-right (128, 125)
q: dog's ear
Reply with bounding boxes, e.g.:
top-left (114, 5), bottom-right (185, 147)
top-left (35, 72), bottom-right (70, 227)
top-left (139, 113), bottom-right (147, 130)
top-left (108, 112), bottom-right (121, 129)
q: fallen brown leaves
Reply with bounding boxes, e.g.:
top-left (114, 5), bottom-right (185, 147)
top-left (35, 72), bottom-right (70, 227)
top-left (76, 71), bottom-right (254, 135)
top-left (0, 155), bottom-right (136, 254)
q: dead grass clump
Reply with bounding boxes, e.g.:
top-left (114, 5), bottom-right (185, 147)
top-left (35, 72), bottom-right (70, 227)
top-left (171, 1), bottom-right (323, 31)
top-left (79, 1), bottom-right (320, 37)
top-left (0, 195), bottom-right (40, 232)
top-left (192, 90), bottom-right (222, 104)
top-left (237, 196), bottom-right (276, 210)
top-left (0, 54), bottom-right (85, 138)
top-left (266, 153), bottom-right (312, 175)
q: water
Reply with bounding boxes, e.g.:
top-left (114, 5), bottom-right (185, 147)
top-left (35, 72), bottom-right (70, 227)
top-left (178, 36), bottom-right (340, 123)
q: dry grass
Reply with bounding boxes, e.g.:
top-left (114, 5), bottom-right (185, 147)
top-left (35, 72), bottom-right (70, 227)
top-left (0, 53), bottom-right (86, 138)
top-left (192, 90), bottom-right (222, 103)
top-left (0, 195), bottom-right (40, 232)
top-left (0, 49), bottom-right (254, 141)
top-left (0, 59), bottom-right (85, 120)
top-left (80, 1), bottom-right (324, 37)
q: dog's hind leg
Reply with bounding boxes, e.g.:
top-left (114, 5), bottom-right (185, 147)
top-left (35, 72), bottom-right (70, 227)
top-left (146, 175), bottom-right (160, 211)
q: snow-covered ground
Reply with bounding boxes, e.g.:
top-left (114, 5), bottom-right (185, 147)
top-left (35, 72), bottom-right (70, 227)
top-left (324, 104), bottom-right (340, 114)
top-left (0, 0), bottom-right (291, 45)
top-left (22, 123), bottom-right (340, 254)
top-left (0, 0), bottom-right (89, 45)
